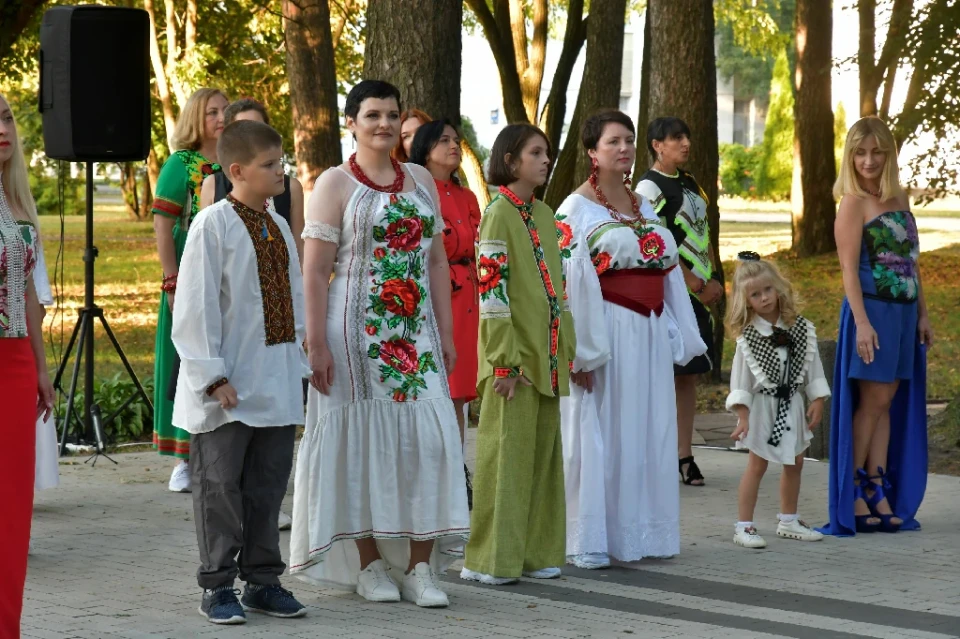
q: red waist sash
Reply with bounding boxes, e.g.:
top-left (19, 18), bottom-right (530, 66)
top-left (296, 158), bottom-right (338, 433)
top-left (598, 266), bottom-right (675, 317)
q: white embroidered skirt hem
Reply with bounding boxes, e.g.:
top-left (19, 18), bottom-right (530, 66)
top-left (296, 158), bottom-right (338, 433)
top-left (289, 397), bottom-right (470, 590)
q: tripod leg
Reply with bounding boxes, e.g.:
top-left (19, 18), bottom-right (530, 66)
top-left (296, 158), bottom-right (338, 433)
top-left (52, 312), bottom-right (84, 391)
top-left (97, 313), bottom-right (154, 414)
top-left (59, 313), bottom-right (88, 455)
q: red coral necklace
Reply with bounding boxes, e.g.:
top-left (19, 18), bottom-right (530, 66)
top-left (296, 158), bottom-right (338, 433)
top-left (589, 172), bottom-right (641, 226)
top-left (349, 153), bottom-right (405, 193)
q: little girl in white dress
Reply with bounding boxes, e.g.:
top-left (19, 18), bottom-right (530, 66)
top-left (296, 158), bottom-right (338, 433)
top-left (725, 252), bottom-right (831, 549)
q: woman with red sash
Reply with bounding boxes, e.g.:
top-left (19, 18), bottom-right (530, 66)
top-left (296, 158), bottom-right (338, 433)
top-left (556, 110), bottom-right (706, 569)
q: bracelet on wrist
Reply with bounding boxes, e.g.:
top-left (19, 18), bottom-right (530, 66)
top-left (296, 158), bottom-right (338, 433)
top-left (494, 366), bottom-right (522, 379)
top-left (205, 377), bottom-right (229, 396)
top-left (161, 281), bottom-right (177, 294)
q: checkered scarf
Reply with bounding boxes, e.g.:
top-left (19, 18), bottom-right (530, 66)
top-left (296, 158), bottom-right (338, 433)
top-left (743, 319), bottom-right (809, 447)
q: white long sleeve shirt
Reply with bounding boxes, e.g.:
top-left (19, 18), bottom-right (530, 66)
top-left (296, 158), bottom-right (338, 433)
top-left (172, 198), bottom-right (310, 434)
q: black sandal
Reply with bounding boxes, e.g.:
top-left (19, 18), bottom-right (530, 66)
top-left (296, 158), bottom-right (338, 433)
top-left (679, 456), bottom-right (705, 486)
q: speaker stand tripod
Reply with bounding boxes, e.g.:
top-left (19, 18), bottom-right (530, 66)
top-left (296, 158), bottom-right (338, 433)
top-left (54, 162), bottom-right (153, 456)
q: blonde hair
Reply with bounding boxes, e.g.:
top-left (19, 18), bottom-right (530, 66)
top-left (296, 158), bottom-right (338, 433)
top-left (170, 88), bottom-right (227, 151)
top-left (725, 258), bottom-right (799, 339)
top-left (0, 94), bottom-right (42, 246)
top-left (833, 116), bottom-right (904, 202)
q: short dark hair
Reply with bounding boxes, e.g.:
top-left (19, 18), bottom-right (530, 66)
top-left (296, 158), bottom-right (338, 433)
top-left (486, 124), bottom-right (551, 187)
top-left (409, 118), bottom-right (461, 185)
top-left (217, 120), bottom-right (283, 171)
top-left (581, 109), bottom-right (636, 150)
top-left (224, 98), bottom-right (270, 126)
top-left (344, 80), bottom-right (402, 120)
top-left (646, 117), bottom-right (692, 162)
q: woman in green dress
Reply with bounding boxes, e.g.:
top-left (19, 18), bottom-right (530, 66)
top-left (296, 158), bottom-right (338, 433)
top-left (151, 87), bottom-right (228, 492)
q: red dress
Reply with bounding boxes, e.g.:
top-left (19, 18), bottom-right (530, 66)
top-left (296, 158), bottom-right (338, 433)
top-left (437, 179), bottom-right (480, 401)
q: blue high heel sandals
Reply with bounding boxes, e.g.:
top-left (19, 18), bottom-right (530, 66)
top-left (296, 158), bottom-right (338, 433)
top-left (863, 467), bottom-right (902, 533)
top-left (854, 468), bottom-right (881, 533)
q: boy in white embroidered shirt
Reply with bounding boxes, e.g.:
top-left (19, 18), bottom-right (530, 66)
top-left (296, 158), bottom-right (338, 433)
top-left (172, 120), bottom-right (310, 624)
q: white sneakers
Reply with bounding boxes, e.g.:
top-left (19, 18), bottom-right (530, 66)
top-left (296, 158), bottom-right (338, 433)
top-left (460, 568), bottom-right (518, 586)
top-left (357, 560), bottom-right (450, 608)
top-left (776, 518), bottom-right (823, 542)
top-left (734, 519), bottom-right (824, 549)
top-left (567, 553), bottom-right (611, 569)
top-left (733, 526), bottom-right (768, 549)
top-left (401, 563), bottom-right (449, 608)
top-left (278, 511), bottom-right (292, 531)
top-left (357, 559), bottom-right (401, 602)
top-left (168, 461), bottom-right (191, 493)
top-left (523, 567), bottom-right (561, 579)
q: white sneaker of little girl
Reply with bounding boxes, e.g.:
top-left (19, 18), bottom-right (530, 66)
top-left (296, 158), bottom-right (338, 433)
top-left (733, 523), bottom-right (767, 549)
top-left (775, 514), bottom-right (823, 542)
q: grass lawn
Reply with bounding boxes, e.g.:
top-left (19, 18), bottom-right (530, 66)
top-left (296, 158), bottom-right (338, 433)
top-left (39, 201), bottom-right (960, 470)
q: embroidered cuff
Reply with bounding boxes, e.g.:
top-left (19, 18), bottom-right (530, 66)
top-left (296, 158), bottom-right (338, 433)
top-left (205, 377), bottom-right (229, 396)
top-left (804, 378), bottom-right (831, 402)
top-left (494, 367), bottom-right (522, 379)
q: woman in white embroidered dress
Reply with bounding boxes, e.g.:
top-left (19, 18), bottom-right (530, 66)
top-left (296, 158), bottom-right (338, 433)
top-left (557, 110), bottom-right (706, 568)
top-left (290, 80), bottom-right (469, 609)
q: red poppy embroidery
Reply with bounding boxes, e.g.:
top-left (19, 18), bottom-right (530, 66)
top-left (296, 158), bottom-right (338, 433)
top-left (379, 278), bottom-right (422, 317)
top-left (384, 217), bottom-right (424, 252)
top-left (379, 338), bottom-right (419, 375)
top-left (638, 231), bottom-right (666, 261)
top-left (592, 250), bottom-right (613, 275)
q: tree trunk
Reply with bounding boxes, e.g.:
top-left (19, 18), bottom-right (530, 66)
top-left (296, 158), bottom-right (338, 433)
top-left (119, 162), bottom-right (140, 220)
top-left (634, 4), bottom-right (652, 188)
top-left (185, 0), bottom-right (198, 52)
top-left (647, 0), bottom-right (722, 379)
top-left (162, 0), bottom-right (186, 108)
top-left (793, 0), bottom-right (837, 256)
top-left (461, 139), bottom-right (491, 209)
top-left (363, 0), bottom-right (462, 122)
top-left (516, 0), bottom-right (548, 124)
top-left (858, 0), bottom-right (914, 117)
top-left (539, 1), bottom-right (587, 154)
top-left (144, 0), bottom-right (176, 146)
top-left (544, 0), bottom-right (628, 209)
top-left (283, 0), bottom-right (343, 193)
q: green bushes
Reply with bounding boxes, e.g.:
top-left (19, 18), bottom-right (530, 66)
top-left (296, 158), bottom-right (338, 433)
top-left (55, 374), bottom-right (155, 445)
top-left (719, 142), bottom-right (763, 197)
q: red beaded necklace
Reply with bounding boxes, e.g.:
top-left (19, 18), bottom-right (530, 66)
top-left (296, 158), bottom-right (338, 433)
top-left (499, 185), bottom-right (534, 208)
top-left (589, 171), bottom-right (641, 226)
top-left (349, 153), bottom-right (405, 193)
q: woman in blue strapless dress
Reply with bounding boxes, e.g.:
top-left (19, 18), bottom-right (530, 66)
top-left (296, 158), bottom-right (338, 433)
top-left (821, 116), bottom-right (934, 537)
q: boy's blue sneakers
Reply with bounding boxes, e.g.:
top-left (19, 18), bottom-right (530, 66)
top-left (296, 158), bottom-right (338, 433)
top-left (199, 585), bottom-right (246, 625)
top-left (241, 583), bottom-right (307, 618)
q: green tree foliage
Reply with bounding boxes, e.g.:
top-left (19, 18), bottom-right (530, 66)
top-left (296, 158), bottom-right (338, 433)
top-left (756, 48), bottom-right (793, 200)
top-left (460, 116), bottom-right (489, 165)
top-left (718, 142), bottom-right (762, 198)
top-left (715, 0), bottom-right (795, 103)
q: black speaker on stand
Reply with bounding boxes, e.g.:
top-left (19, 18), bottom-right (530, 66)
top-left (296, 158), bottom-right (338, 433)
top-left (39, 5), bottom-right (153, 457)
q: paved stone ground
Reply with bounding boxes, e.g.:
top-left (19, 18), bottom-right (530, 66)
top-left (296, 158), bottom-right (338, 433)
top-left (26, 418), bottom-right (960, 639)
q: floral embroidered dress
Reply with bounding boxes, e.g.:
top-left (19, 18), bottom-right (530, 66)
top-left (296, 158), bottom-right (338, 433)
top-left (290, 165), bottom-right (470, 589)
top-left (822, 209), bottom-right (927, 536)
top-left (151, 149), bottom-right (220, 459)
top-left (557, 193), bottom-right (706, 561)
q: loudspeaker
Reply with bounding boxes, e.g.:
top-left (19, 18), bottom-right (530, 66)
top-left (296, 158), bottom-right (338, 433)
top-left (40, 6), bottom-right (150, 162)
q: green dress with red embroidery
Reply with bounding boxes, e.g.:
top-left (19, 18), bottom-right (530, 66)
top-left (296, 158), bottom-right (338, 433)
top-left (151, 149), bottom-right (220, 458)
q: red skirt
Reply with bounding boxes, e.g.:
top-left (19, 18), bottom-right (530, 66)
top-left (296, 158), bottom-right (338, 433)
top-left (0, 338), bottom-right (37, 637)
